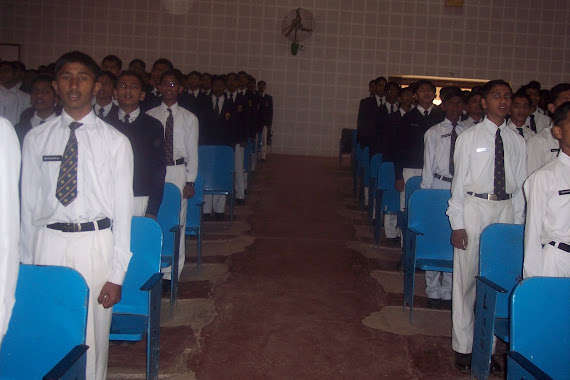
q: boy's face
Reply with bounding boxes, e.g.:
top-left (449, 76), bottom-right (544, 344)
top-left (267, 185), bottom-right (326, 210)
top-left (375, 80), bottom-right (386, 97)
top-left (257, 82), bottom-right (266, 93)
top-left (96, 74), bottom-right (115, 102)
top-left (200, 75), bottom-right (211, 91)
top-left (548, 90), bottom-right (570, 114)
top-left (115, 75), bottom-right (145, 110)
top-left (212, 79), bottom-right (225, 98)
top-left (465, 94), bottom-right (483, 117)
top-left (151, 63), bottom-right (170, 88)
top-left (524, 87), bottom-right (540, 108)
top-left (53, 62), bottom-right (100, 116)
top-left (369, 82), bottom-right (376, 95)
top-left (238, 73), bottom-right (248, 88)
top-left (128, 62), bottom-right (145, 77)
top-left (385, 85), bottom-right (399, 104)
top-left (398, 89), bottom-right (413, 107)
top-left (226, 75), bottom-right (238, 92)
top-left (441, 96), bottom-right (464, 123)
top-left (510, 97), bottom-right (531, 125)
top-left (31, 81), bottom-right (57, 113)
top-left (188, 74), bottom-right (200, 90)
top-left (159, 74), bottom-right (182, 103)
top-left (481, 84), bottom-right (512, 119)
top-left (0, 64), bottom-right (16, 86)
top-left (552, 113), bottom-right (570, 153)
top-left (414, 84), bottom-right (436, 106)
top-left (101, 60), bottom-right (120, 77)
top-left (247, 80), bottom-right (256, 92)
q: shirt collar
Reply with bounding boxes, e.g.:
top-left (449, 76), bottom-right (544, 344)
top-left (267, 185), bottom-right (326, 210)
top-left (31, 111), bottom-right (57, 126)
top-left (416, 104), bottom-right (433, 115)
top-left (559, 151), bottom-right (570, 167)
top-left (61, 109), bottom-right (97, 129)
top-left (94, 102), bottom-right (113, 114)
top-left (118, 107), bottom-right (140, 122)
top-left (188, 89), bottom-right (199, 97)
top-left (443, 118), bottom-right (462, 128)
top-left (483, 116), bottom-right (507, 131)
top-left (159, 102), bottom-right (179, 114)
top-left (507, 119), bottom-right (529, 129)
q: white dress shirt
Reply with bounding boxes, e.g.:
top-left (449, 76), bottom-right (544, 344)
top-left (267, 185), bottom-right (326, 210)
top-left (385, 102), bottom-right (399, 114)
top-left (421, 118), bottom-right (467, 189)
top-left (8, 83), bottom-right (30, 122)
top-left (0, 116), bottom-right (20, 346)
top-left (523, 151), bottom-right (570, 277)
top-left (375, 95), bottom-right (386, 107)
top-left (526, 109), bottom-right (551, 134)
top-left (447, 117), bottom-right (527, 230)
top-left (416, 104), bottom-right (434, 115)
top-left (30, 111), bottom-right (58, 127)
top-left (93, 102), bottom-right (113, 118)
top-left (212, 94), bottom-right (225, 113)
top-left (188, 89), bottom-right (199, 98)
top-left (461, 116), bottom-right (483, 129)
top-left (0, 86), bottom-right (18, 125)
top-left (506, 119), bottom-right (535, 141)
top-left (526, 126), bottom-right (560, 175)
top-left (20, 110), bottom-right (134, 284)
top-left (146, 102), bottom-right (199, 182)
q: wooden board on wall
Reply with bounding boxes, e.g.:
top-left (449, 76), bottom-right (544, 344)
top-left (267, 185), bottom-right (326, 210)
top-left (388, 74), bottom-right (489, 89)
top-left (445, 0), bottom-right (464, 7)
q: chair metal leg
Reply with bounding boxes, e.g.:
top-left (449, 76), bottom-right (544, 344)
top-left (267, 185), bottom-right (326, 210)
top-left (374, 191), bottom-right (383, 245)
top-left (368, 178), bottom-right (375, 223)
top-left (147, 278), bottom-right (162, 380)
top-left (170, 228), bottom-right (180, 317)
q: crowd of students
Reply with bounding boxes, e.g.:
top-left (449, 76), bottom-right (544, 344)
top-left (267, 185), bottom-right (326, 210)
top-left (357, 77), bottom-right (570, 373)
top-left (0, 51), bottom-right (273, 379)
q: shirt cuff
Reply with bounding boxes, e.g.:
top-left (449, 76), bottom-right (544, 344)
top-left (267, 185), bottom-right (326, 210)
top-left (109, 268), bottom-right (127, 285)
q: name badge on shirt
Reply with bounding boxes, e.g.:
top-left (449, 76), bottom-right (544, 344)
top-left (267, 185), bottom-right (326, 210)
top-left (43, 155), bottom-right (63, 162)
top-left (551, 148), bottom-right (561, 153)
top-left (441, 133), bottom-right (451, 138)
top-left (559, 189), bottom-right (570, 196)
top-left (476, 147), bottom-right (490, 153)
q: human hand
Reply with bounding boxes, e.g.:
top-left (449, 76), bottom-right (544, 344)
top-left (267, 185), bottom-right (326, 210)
top-left (183, 184), bottom-right (195, 199)
top-left (97, 282), bottom-right (122, 308)
top-left (451, 229), bottom-right (468, 250)
top-left (395, 179), bottom-right (405, 192)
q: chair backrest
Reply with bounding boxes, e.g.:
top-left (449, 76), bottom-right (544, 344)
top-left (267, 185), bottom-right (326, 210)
top-left (340, 128), bottom-right (354, 154)
top-left (198, 145), bottom-right (235, 193)
top-left (377, 162), bottom-right (400, 213)
top-left (243, 139), bottom-right (253, 170)
top-left (510, 277), bottom-right (570, 379)
top-left (408, 189), bottom-right (453, 261)
top-left (186, 174), bottom-right (204, 229)
top-left (157, 182), bottom-right (181, 256)
top-left (369, 154), bottom-right (383, 180)
top-left (479, 223), bottom-right (524, 316)
top-left (404, 176), bottom-right (422, 209)
top-left (114, 217), bottom-right (163, 316)
top-left (0, 265), bottom-right (89, 378)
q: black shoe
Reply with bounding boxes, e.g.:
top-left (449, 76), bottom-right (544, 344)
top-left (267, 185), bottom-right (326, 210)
top-left (490, 356), bottom-right (501, 374)
top-left (236, 198), bottom-right (245, 205)
top-left (454, 352), bottom-right (472, 373)
top-left (215, 212), bottom-right (225, 221)
top-left (203, 213), bottom-right (213, 221)
top-left (441, 299), bottom-right (452, 310)
top-left (385, 237), bottom-right (401, 246)
top-left (162, 279), bottom-right (171, 294)
top-left (427, 298), bottom-right (441, 309)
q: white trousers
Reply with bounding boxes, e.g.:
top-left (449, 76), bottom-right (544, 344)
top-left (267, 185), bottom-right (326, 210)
top-left (400, 168), bottom-right (423, 211)
top-left (527, 243), bottom-right (570, 278)
top-left (234, 145), bottom-right (245, 199)
top-left (203, 194), bottom-right (226, 214)
top-left (164, 165), bottom-right (187, 280)
top-left (261, 126), bottom-right (268, 160)
top-left (34, 227), bottom-right (114, 380)
top-left (132, 196), bottom-right (149, 217)
top-left (452, 196), bottom-right (514, 354)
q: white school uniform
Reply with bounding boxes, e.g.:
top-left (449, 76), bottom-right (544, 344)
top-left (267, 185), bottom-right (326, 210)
top-left (526, 126), bottom-right (560, 175)
top-left (461, 116), bottom-right (483, 129)
top-left (506, 119), bottom-right (535, 141)
top-left (526, 108), bottom-right (551, 134)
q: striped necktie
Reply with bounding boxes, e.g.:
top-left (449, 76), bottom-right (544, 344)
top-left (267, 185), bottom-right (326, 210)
top-left (494, 128), bottom-right (506, 198)
top-left (529, 114), bottom-right (537, 133)
top-left (449, 123), bottom-right (458, 176)
top-left (164, 108), bottom-right (174, 165)
top-left (56, 122), bottom-right (82, 206)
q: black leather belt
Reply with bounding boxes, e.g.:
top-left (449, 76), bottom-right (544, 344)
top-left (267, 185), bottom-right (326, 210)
top-left (47, 217), bottom-right (111, 233)
top-left (168, 158), bottom-right (185, 166)
top-left (467, 192), bottom-right (513, 201)
top-left (433, 173), bottom-right (452, 183)
top-left (549, 241), bottom-right (570, 253)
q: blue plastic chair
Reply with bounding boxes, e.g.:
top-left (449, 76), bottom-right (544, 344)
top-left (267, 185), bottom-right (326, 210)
top-left (373, 162), bottom-right (400, 245)
top-left (157, 182), bottom-right (182, 314)
top-left (397, 176), bottom-right (422, 269)
top-left (471, 223), bottom-right (524, 379)
top-left (507, 277), bottom-right (570, 380)
top-left (367, 153), bottom-right (383, 222)
top-left (186, 174), bottom-right (204, 269)
top-left (243, 139), bottom-right (252, 187)
top-left (198, 145), bottom-right (235, 221)
top-left (110, 217), bottom-right (163, 380)
top-left (353, 143), bottom-right (362, 198)
top-left (403, 189), bottom-right (453, 322)
top-left (350, 130), bottom-right (358, 174)
top-left (0, 265), bottom-right (89, 380)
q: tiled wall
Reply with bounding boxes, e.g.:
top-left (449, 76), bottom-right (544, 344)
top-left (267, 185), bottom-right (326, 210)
top-left (1, 0), bottom-right (568, 157)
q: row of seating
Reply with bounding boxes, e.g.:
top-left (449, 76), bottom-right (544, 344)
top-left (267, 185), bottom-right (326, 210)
top-left (348, 133), bottom-right (568, 380)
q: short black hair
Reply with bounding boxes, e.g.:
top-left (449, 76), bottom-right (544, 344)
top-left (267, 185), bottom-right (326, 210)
top-left (398, 86), bottom-right (413, 97)
top-left (385, 81), bottom-right (401, 92)
top-left (369, 80), bottom-right (375, 86)
top-left (200, 72), bottom-right (211, 79)
top-left (128, 58), bottom-right (146, 69)
top-left (549, 83), bottom-right (570, 104)
top-left (480, 79), bottom-right (512, 99)
top-left (117, 70), bottom-right (144, 88)
top-left (237, 71), bottom-right (248, 76)
top-left (552, 101), bottom-right (570, 126)
top-left (441, 86), bottom-right (464, 103)
top-left (414, 79), bottom-right (436, 93)
top-left (152, 58), bottom-right (174, 71)
top-left (102, 55), bottom-right (122, 70)
top-left (97, 70), bottom-right (118, 87)
top-left (0, 61), bottom-right (18, 71)
top-left (226, 72), bottom-right (238, 80)
top-left (527, 80), bottom-right (541, 90)
top-left (375, 76), bottom-right (387, 85)
top-left (211, 75), bottom-right (225, 84)
top-left (465, 90), bottom-right (482, 103)
top-left (159, 70), bottom-right (182, 85)
top-left (31, 74), bottom-right (56, 94)
top-left (511, 91), bottom-right (531, 105)
top-left (258, 80), bottom-right (266, 86)
top-left (188, 70), bottom-right (201, 78)
top-left (54, 51), bottom-right (101, 78)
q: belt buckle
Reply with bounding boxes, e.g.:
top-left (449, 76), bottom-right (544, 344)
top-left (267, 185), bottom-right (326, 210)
top-left (488, 194), bottom-right (498, 201)
top-left (74, 223), bottom-right (82, 232)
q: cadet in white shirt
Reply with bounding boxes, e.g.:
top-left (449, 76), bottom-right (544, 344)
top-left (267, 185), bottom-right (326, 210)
top-left (421, 87), bottom-right (466, 308)
top-left (447, 80), bottom-right (526, 373)
top-left (19, 51), bottom-right (134, 380)
top-left (522, 82), bottom-right (551, 134)
top-left (0, 116), bottom-right (20, 349)
top-left (461, 91), bottom-right (484, 129)
top-left (0, 61), bottom-right (31, 122)
top-left (147, 70), bottom-right (198, 281)
top-left (524, 101), bottom-right (570, 278)
top-left (506, 92), bottom-right (535, 141)
top-left (0, 78), bottom-right (20, 125)
top-left (526, 83), bottom-right (570, 174)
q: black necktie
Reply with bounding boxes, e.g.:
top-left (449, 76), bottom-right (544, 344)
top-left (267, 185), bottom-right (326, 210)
top-left (124, 114), bottom-right (130, 124)
top-left (494, 128), bottom-right (506, 198)
top-left (214, 97), bottom-right (220, 115)
top-left (516, 127), bottom-right (524, 137)
top-left (473, 120), bottom-right (479, 125)
top-left (39, 120), bottom-right (45, 124)
top-left (164, 108), bottom-right (174, 166)
top-left (56, 122), bottom-right (82, 206)
top-left (449, 123), bottom-right (458, 176)
top-left (98, 107), bottom-right (104, 117)
top-left (228, 94), bottom-right (233, 104)
top-left (529, 114), bottom-right (537, 133)
top-left (424, 110), bottom-right (429, 117)
top-left (390, 104), bottom-right (394, 113)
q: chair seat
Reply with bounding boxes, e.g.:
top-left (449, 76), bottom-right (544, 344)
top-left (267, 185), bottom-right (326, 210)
top-left (416, 259), bottom-right (453, 272)
top-left (494, 317), bottom-right (509, 342)
top-left (203, 188), bottom-right (230, 195)
top-left (161, 255), bottom-right (173, 268)
top-left (109, 314), bottom-right (148, 341)
top-left (185, 226), bottom-right (199, 236)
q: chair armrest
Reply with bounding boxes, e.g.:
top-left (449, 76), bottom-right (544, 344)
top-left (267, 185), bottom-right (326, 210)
top-left (43, 344), bottom-right (89, 380)
top-left (140, 273), bottom-right (164, 292)
top-left (475, 276), bottom-right (508, 293)
top-left (507, 351), bottom-right (554, 380)
top-left (406, 226), bottom-right (424, 236)
top-left (169, 224), bottom-right (183, 233)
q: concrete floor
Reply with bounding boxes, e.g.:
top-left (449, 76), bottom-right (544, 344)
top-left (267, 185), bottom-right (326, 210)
top-left (107, 154), bottom-right (506, 379)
